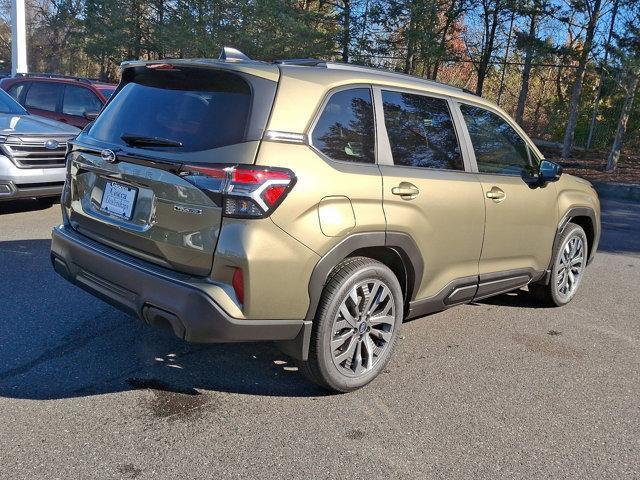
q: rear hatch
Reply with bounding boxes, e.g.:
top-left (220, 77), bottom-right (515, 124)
top-left (63, 62), bottom-right (279, 276)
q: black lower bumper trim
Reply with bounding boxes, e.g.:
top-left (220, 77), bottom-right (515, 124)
top-left (51, 225), bottom-right (310, 351)
top-left (0, 181), bottom-right (63, 200)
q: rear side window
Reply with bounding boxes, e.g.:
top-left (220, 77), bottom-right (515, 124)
top-left (460, 104), bottom-right (532, 175)
top-left (382, 91), bottom-right (463, 170)
top-left (87, 67), bottom-right (252, 152)
top-left (311, 88), bottom-right (375, 164)
top-left (25, 82), bottom-right (63, 112)
top-left (63, 86), bottom-right (102, 116)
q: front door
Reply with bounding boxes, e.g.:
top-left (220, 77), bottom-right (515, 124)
top-left (456, 102), bottom-right (559, 297)
top-left (374, 88), bottom-right (485, 314)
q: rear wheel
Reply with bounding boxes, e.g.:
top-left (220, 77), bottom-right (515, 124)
top-left (531, 222), bottom-right (588, 307)
top-left (301, 257), bottom-right (403, 393)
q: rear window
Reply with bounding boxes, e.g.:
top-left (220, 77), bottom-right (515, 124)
top-left (87, 67), bottom-right (252, 152)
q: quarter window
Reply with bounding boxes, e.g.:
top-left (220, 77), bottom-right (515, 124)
top-left (311, 88), bottom-right (375, 164)
top-left (382, 91), bottom-right (463, 170)
top-left (24, 82), bottom-right (63, 112)
top-left (460, 104), bottom-right (533, 175)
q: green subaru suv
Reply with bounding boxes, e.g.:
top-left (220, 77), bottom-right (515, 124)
top-left (51, 49), bottom-right (600, 392)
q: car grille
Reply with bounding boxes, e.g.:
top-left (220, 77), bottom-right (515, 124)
top-left (1, 135), bottom-right (71, 168)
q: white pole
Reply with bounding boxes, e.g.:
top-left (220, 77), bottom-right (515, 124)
top-left (11, 0), bottom-right (28, 76)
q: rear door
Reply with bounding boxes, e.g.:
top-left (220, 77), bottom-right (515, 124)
top-left (375, 87), bottom-right (485, 310)
top-left (455, 102), bottom-right (558, 292)
top-left (61, 85), bottom-right (103, 128)
top-left (23, 81), bottom-right (64, 122)
top-left (64, 63), bottom-right (278, 275)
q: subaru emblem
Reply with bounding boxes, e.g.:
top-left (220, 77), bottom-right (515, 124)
top-left (44, 139), bottom-right (59, 150)
top-left (101, 149), bottom-right (117, 163)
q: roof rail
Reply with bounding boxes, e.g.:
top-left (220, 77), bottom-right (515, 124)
top-left (273, 59), bottom-right (473, 95)
top-left (13, 72), bottom-right (102, 84)
top-left (323, 62), bottom-right (469, 94)
top-left (274, 58), bottom-right (326, 67)
top-left (218, 47), bottom-right (251, 62)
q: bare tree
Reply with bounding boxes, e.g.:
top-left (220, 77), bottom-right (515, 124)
top-left (475, 0), bottom-right (505, 96)
top-left (585, 0), bottom-right (619, 149)
top-left (561, 0), bottom-right (603, 159)
top-left (606, 71), bottom-right (638, 170)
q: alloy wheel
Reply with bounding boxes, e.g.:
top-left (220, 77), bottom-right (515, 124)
top-left (330, 279), bottom-right (396, 377)
top-left (556, 234), bottom-right (585, 300)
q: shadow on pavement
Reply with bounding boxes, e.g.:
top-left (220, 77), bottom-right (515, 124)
top-left (1, 197), bottom-right (637, 401)
top-left (0, 198), bottom-right (59, 215)
top-left (0, 239), bottom-right (326, 400)
top-left (472, 288), bottom-right (545, 309)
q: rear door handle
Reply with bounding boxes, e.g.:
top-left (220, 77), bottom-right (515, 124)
top-left (392, 182), bottom-right (419, 199)
top-left (486, 186), bottom-right (506, 201)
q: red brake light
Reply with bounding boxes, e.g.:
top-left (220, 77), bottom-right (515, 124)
top-left (180, 164), bottom-right (296, 218)
top-left (262, 185), bottom-right (287, 206)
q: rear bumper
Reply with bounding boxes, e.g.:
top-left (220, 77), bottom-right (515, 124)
top-left (51, 225), bottom-right (311, 356)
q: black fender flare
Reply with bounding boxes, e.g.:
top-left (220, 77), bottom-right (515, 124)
top-left (303, 231), bottom-right (424, 323)
top-left (543, 206), bottom-right (599, 284)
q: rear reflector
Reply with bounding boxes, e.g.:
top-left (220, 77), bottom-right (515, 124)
top-left (179, 164), bottom-right (296, 219)
top-left (232, 268), bottom-right (244, 304)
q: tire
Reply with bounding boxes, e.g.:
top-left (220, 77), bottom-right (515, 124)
top-left (301, 256), bottom-right (404, 393)
top-left (530, 222), bottom-right (588, 307)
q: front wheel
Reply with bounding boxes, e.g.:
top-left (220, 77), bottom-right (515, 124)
top-left (301, 257), bottom-right (404, 393)
top-left (531, 222), bottom-right (588, 307)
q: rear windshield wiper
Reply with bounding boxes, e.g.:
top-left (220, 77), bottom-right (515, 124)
top-left (121, 133), bottom-right (183, 148)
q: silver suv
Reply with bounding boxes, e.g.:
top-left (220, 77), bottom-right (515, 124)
top-left (0, 89), bottom-right (79, 201)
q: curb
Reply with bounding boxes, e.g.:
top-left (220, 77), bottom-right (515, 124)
top-left (592, 181), bottom-right (640, 202)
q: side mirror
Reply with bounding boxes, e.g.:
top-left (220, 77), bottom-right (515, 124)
top-left (83, 111), bottom-right (99, 121)
top-left (538, 160), bottom-right (562, 184)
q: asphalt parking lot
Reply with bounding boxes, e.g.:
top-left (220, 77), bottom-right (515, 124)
top-left (0, 198), bottom-right (639, 479)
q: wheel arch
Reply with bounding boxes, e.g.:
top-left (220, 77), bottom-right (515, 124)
top-left (558, 207), bottom-right (598, 265)
top-left (304, 232), bottom-right (423, 323)
top-left (542, 206), bottom-right (599, 285)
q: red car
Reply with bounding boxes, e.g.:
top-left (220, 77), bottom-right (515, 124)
top-left (0, 74), bottom-right (117, 128)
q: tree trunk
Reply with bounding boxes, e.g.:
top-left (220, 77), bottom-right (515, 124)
top-left (496, 11), bottom-right (515, 106)
top-left (586, 0), bottom-right (618, 149)
top-left (432, 0), bottom-right (459, 80)
top-left (341, 0), bottom-right (351, 62)
top-left (515, 13), bottom-right (537, 123)
top-left (561, 0), bottom-right (602, 159)
top-left (404, 1), bottom-right (417, 74)
top-left (476, 3), bottom-right (500, 96)
top-left (606, 72), bottom-right (638, 171)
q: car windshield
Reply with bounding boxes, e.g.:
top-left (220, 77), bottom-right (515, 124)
top-left (0, 89), bottom-right (28, 115)
top-left (87, 66), bottom-right (252, 152)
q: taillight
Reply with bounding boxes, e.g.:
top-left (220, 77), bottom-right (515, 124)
top-left (179, 164), bottom-right (296, 218)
